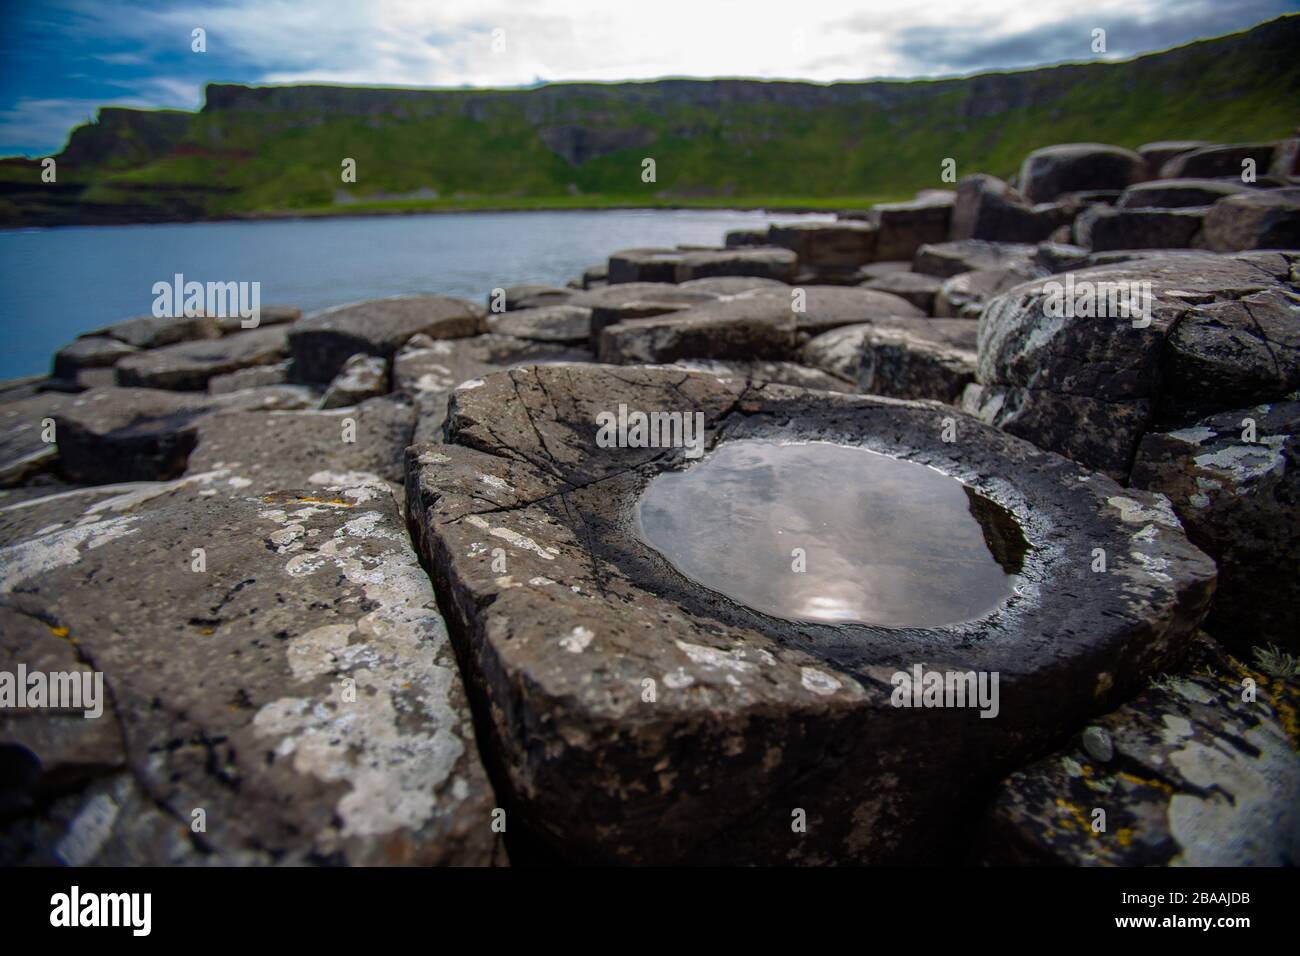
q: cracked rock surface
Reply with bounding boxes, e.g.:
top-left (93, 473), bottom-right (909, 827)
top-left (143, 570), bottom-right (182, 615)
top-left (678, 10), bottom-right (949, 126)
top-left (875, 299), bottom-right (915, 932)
top-left (404, 363), bottom-right (1215, 864)
top-left (0, 470), bottom-right (500, 865)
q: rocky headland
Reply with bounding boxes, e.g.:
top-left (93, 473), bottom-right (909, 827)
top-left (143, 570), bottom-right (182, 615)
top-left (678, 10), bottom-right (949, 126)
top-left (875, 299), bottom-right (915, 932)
top-left (2, 137), bottom-right (1298, 866)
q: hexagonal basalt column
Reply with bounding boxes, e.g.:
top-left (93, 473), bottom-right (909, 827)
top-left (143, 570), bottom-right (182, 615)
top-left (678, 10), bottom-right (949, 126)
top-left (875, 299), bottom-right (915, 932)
top-left (405, 364), bottom-right (1216, 864)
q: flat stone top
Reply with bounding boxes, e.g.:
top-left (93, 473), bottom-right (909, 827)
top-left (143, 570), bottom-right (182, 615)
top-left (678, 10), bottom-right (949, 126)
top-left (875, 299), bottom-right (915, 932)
top-left (294, 294), bottom-right (484, 339)
top-left (414, 363), bottom-right (1213, 681)
top-left (0, 471), bottom-right (498, 865)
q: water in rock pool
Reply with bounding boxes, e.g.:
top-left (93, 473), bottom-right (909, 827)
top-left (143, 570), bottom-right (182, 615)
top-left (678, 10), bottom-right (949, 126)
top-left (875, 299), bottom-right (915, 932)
top-left (635, 439), bottom-right (1029, 628)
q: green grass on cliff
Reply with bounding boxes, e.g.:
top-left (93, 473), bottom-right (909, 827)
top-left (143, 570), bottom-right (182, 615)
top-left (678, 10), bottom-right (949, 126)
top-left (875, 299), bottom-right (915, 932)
top-left (4, 15), bottom-right (1298, 225)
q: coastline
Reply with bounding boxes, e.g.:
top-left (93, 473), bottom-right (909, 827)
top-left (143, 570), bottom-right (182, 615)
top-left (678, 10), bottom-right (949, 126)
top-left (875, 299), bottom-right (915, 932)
top-left (0, 195), bottom-right (889, 231)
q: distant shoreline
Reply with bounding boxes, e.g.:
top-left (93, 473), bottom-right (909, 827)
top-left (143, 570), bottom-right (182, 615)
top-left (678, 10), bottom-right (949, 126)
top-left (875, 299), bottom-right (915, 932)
top-left (0, 198), bottom-right (859, 232)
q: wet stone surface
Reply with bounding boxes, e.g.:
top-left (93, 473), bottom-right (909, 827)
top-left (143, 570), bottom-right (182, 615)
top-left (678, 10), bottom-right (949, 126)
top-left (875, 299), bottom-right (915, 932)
top-left (404, 363), bottom-right (1216, 864)
top-left (636, 439), bottom-right (1026, 628)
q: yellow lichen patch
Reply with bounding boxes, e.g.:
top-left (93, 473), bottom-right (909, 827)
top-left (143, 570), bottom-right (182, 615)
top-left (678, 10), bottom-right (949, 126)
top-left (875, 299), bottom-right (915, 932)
top-left (1218, 656), bottom-right (1300, 750)
top-left (1115, 827), bottom-right (1135, 848)
top-left (294, 496), bottom-right (353, 507)
top-left (1118, 771), bottom-right (1174, 794)
top-left (48, 624), bottom-right (69, 638)
top-left (1053, 797), bottom-right (1095, 837)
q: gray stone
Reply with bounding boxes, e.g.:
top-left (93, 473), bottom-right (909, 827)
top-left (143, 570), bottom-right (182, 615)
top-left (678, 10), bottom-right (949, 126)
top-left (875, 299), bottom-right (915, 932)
top-left (962, 384), bottom-right (1154, 482)
top-left (935, 265), bottom-right (1046, 319)
top-left (404, 363), bottom-right (1214, 863)
top-left (321, 353), bottom-right (389, 409)
top-left (0, 471), bottom-right (500, 865)
top-left (1138, 140), bottom-right (1209, 170)
top-left (1201, 189), bottom-right (1300, 252)
top-left (213, 304), bottom-right (301, 334)
top-left (186, 396), bottom-right (415, 488)
top-left (208, 362), bottom-right (290, 394)
top-left (486, 304), bottom-right (592, 344)
top-left (800, 321), bottom-right (977, 401)
top-left (90, 314), bottom-right (222, 350)
top-left (767, 221), bottom-right (878, 274)
top-left (725, 228), bottom-right (768, 248)
top-left (672, 359), bottom-right (856, 393)
top-left (598, 295), bottom-right (797, 364)
top-left (1080, 726), bottom-right (1113, 763)
top-left (488, 285), bottom-right (574, 312)
top-left (857, 260), bottom-right (913, 281)
top-left (1131, 400), bottom-right (1300, 651)
top-left (785, 286), bottom-right (925, 335)
top-left (576, 282), bottom-right (718, 346)
top-left (1034, 242), bottom-right (1090, 273)
top-left (866, 192), bottom-right (955, 260)
top-left (115, 326), bottom-right (290, 391)
top-left (1019, 143), bottom-right (1150, 203)
top-left (1160, 142), bottom-right (1278, 179)
top-left (53, 386), bottom-right (316, 485)
top-left (950, 174), bottom-right (1058, 243)
top-left (981, 634), bottom-right (1299, 866)
top-left (1117, 178), bottom-right (1255, 209)
top-left (913, 240), bottom-right (1036, 278)
top-left (392, 333), bottom-right (589, 444)
top-left (0, 390), bottom-right (74, 487)
top-left (858, 271), bottom-right (943, 312)
top-left (52, 337), bottom-right (138, 381)
top-left (1073, 205), bottom-right (1206, 251)
top-left (289, 296), bottom-right (485, 384)
top-left (677, 276), bottom-right (789, 296)
top-left (607, 246), bottom-right (796, 284)
top-left (974, 252), bottom-right (1299, 479)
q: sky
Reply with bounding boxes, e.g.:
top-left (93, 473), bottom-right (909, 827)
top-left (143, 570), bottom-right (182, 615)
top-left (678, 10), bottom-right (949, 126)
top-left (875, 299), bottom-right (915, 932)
top-left (1, 0), bottom-right (1295, 156)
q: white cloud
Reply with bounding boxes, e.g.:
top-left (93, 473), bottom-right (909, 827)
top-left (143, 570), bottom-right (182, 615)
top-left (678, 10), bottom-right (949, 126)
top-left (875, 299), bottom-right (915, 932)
top-left (0, 99), bottom-right (104, 153)
top-left (94, 0), bottom-right (1230, 87)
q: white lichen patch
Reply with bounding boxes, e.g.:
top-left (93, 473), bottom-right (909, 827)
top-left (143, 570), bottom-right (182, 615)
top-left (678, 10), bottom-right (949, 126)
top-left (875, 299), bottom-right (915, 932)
top-left (480, 474), bottom-right (512, 492)
top-left (1193, 440), bottom-right (1287, 487)
top-left (1107, 494), bottom-right (1180, 529)
top-left (662, 667), bottom-right (695, 689)
top-left (1166, 426), bottom-right (1216, 445)
top-left (1129, 550), bottom-right (1172, 583)
top-left (674, 640), bottom-right (771, 674)
top-left (308, 470), bottom-right (391, 504)
top-left (54, 792), bottom-right (120, 866)
top-left (463, 514), bottom-right (558, 560)
top-left (269, 523), bottom-right (306, 553)
top-left (252, 498), bottom-right (469, 843)
top-left (801, 667), bottom-right (842, 696)
top-left (1132, 524), bottom-right (1159, 544)
top-left (1168, 720), bottom-right (1300, 866)
top-left (559, 626), bottom-right (595, 653)
top-left (0, 515), bottom-right (141, 593)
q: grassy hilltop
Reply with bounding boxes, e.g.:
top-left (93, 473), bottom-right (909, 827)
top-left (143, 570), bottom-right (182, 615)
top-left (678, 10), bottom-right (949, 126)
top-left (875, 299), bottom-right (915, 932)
top-left (2, 14), bottom-right (1297, 226)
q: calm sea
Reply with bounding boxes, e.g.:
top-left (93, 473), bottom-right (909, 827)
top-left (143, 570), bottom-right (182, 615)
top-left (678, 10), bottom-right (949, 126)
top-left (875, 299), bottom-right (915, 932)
top-left (0, 208), bottom-right (828, 380)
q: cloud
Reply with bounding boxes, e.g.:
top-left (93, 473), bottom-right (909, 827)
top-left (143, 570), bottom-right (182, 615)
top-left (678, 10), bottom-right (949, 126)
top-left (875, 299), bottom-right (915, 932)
top-left (885, 0), bottom-right (1296, 75)
top-left (1, 0), bottom-right (1294, 154)
top-left (0, 98), bottom-right (105, 154)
